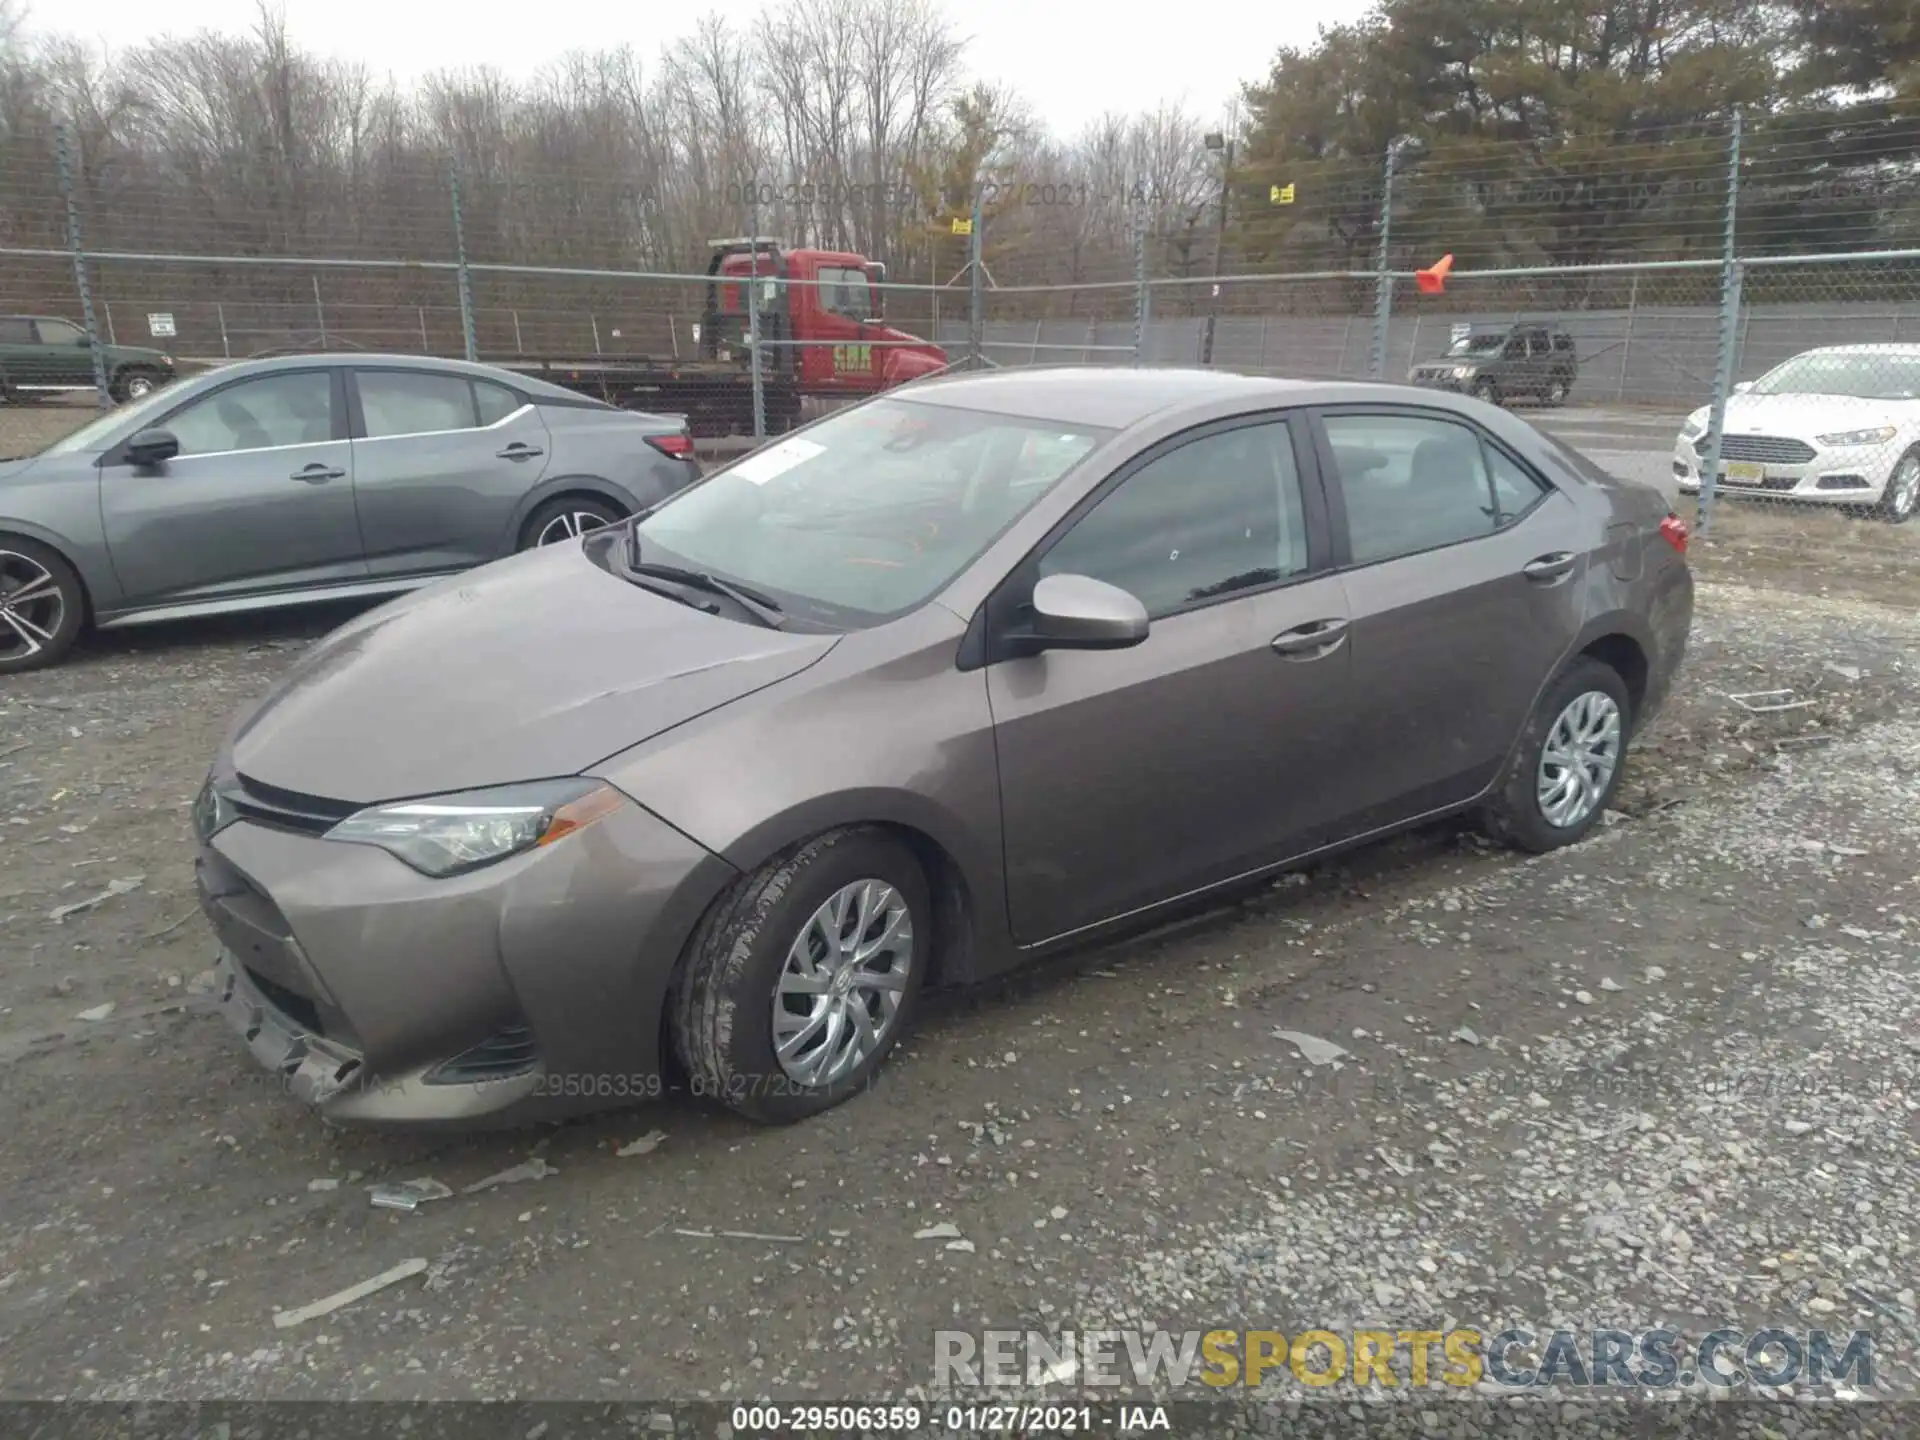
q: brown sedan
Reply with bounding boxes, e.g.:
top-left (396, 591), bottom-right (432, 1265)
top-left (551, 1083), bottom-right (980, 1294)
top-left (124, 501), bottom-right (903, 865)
top-left (193, 368), bottom-right (1693, 1128)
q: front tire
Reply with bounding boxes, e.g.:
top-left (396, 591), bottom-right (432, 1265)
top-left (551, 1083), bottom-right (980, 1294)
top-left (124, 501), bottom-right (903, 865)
top-left (670, 827), bottom-right (929, 1124)
top-left (1877, 448), bottom-right (1919, 524)
top-left (0, 537), bottom-right (86, 674)
top-left (518, 495), bottom-right (625, 550)
top-left (1471, 377), bottom-right (1501, 407)
top-left (1480, 657), bottom-right (1632, 854)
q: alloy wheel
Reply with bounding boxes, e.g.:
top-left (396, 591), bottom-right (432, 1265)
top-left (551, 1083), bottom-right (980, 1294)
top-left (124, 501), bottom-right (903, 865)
top-left (0, 550), bottom-right (66, 665)
top-left (1888, 455), bottom-right (1920, 521)
top-left (1536, 690), bottom-right (1622, 829)
top-left (535, 510), bottom-right (614, 545)
top-left (772, 879), bottom-right (915, 1089)
top-left (125, 375), bottom-right (155, 400)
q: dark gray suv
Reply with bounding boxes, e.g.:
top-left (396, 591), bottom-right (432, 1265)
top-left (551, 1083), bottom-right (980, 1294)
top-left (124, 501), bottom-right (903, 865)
top-left (1410, 324), bottom-right (1578, 407)
top-left (0, 354), bottom-right (702, 672)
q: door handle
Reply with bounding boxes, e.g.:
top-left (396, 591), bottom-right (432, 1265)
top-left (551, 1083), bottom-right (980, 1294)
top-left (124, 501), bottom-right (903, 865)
top-left (497, 443), bottom-right (544, 461)
top-left (1271, 617), bottom-right (1350, 659)
top-left (290, 463), bottom-right (345, 483)
top-left (1522, 551), bottom-right (1577, 583)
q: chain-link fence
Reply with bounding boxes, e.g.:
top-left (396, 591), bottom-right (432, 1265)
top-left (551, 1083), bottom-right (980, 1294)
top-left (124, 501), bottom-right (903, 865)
top-left (3, 114), bottom-right (1917, 604)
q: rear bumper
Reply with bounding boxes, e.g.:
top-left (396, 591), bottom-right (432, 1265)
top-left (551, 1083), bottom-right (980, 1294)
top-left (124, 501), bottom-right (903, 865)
top-left (1638, 563), bottom-right (1694, 734)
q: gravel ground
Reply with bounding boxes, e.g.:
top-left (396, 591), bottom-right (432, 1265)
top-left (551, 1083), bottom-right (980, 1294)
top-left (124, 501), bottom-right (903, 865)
top-left (0, 576), bottom-right (1916, 1435)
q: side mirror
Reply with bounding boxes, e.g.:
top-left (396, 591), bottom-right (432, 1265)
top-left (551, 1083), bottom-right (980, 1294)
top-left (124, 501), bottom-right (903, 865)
top-left (1733, 380), bottom-right (1754, 394)
top-left (126, 428), bottom-right (180, 466)
top-left (1028, 573), bottom-right (1149, 651)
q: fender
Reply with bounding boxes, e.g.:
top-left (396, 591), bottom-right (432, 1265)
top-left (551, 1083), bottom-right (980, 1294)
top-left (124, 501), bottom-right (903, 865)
top-left (701, 785), bottom-right (1015, 987)
top-left (0, 515), bottom-right (115, 613)
top-left (1485, 607), bottom-right (1661, 793)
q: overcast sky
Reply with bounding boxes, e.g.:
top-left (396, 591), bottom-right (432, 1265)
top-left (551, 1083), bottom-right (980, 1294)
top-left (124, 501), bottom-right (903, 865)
top-left (44, 0), bottom-right (1371, 140)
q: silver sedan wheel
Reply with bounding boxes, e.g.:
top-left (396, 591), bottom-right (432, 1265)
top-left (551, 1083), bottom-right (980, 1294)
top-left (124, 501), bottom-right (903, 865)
top-left (1888, 455), bottom-right (1920, 520)
top-left (535, 510), bottom-right (613, 546)
top-left (0, 550), bottom-right (65, 664)
top-left (1536, 690), bottom-right (1622, 829)
top-left (773, 879), bottom-right (914, 1089)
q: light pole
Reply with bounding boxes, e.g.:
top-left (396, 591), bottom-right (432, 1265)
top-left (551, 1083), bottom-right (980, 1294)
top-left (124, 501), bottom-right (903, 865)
top-left (1201, 131), bottom-right (1233, 367)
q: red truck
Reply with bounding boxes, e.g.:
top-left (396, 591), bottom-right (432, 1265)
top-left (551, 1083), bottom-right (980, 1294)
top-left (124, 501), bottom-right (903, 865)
top-left (503, 238), bottom-right (948, 437)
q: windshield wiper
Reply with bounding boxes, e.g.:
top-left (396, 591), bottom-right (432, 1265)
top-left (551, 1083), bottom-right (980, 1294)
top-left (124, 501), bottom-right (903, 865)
top-left (627, 559), bottom-right (788, 629)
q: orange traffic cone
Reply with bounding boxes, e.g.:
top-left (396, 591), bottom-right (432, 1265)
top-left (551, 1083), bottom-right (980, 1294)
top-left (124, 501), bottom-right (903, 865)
top-left (1415, 254), bottom-right (1453, 294)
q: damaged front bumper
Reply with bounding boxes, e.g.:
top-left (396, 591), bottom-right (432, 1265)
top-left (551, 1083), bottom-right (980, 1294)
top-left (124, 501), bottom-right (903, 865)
top-left (193, 766), bottom-right (739, 1129)
top-left (207, 948), bottom-right (542, 1124)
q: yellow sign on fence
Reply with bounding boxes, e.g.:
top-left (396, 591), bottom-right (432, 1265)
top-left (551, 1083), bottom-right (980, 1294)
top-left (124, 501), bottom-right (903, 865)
top-left (951, 217), bottom-right (974, 235)
top-left (1271, 183), bottom-right (1296, 205)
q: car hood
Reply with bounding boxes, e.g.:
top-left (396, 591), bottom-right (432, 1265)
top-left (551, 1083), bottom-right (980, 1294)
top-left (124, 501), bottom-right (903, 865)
top-left (228, 537), bottom-right (840, 803)
top-left (1714, 393), bottom-right (1920, 435)
top-left (0, 456), bottom-right (39, 479)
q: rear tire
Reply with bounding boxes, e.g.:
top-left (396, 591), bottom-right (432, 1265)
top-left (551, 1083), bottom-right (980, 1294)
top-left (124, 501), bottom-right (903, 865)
top-left (517, 495), bottom-right (625, 550)
top-left (110, 366), bottom-right (164, 404)
top-left (670, 827), bottom-right (929, 1125)
top-left (0, 536), bottom-right (86, 674)
top-left (1479, 657), bottom-right (1632, 854)
top-left (1545, 375), bottom-right (1571, 406)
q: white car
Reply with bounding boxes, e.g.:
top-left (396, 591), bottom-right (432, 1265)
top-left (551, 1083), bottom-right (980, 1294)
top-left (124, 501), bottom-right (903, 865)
top-left (1672, 344), bottom-right (1920, 523)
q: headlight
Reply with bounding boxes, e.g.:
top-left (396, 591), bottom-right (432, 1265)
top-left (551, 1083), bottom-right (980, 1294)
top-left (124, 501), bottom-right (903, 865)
top-left (1815, 426), bottom-right (1897, 447)
top-left (1452, 366), bottom-right (1476, 380)
top-left (1679, 414), bottom-right (1707, 440)
top-left (326, 779), bottom-right (624, 878)
top-left (192, 778), bottom-right (231, 842)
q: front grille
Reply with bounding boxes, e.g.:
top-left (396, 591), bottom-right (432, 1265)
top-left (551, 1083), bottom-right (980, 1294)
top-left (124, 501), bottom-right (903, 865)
top-left (223, 774), bottom-right (358, 836)
top-left (426, 1026), bottom-right (541, 1085)
top-left (1696, 434), bottom-right (1818, 465)
top-left (245, 964), bottom-right (324, 1035)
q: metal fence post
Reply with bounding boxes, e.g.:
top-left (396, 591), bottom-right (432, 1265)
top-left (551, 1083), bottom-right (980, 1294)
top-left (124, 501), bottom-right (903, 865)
top-left (417, 306), bottom-right (430, 352)
top-left (748, 191), bottom-right (766, 441)
top-left (1132, 202), bottom-right (1149, 367)
top-left (1616, 272), bottom-right (1640, 401)
top-left (1696, 110), bottom-right (1744, 537)
top-left (966, 190), bottom-right (984, 369)
top-left (449, 161), bottom-right (479, 362)
top-left (54, 120), bottom-right (112, 409)
top-left (217, 302), bottom-right (230, 358)
top-left (313, 275), bottom-right (328, 348)
top-left (1368, 142), bottom-right (1399, 381)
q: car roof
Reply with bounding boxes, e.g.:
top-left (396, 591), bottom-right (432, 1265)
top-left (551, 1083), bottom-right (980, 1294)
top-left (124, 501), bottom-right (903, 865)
top-left (1790, 344), bottom-right (1920, 356)
top-left (894, 367), bottom-right (1325, 428)
top-left (188, 352), bottom-right (608, 407)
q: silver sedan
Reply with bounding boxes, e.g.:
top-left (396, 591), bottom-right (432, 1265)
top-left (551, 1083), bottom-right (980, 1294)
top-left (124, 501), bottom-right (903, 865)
top-left (0, 353), bottom-right (701, 672)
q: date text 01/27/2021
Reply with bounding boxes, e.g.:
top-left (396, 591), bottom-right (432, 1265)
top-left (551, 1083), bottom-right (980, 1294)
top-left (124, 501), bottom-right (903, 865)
top-left (727, 1404), bottom-right (1173, 1433)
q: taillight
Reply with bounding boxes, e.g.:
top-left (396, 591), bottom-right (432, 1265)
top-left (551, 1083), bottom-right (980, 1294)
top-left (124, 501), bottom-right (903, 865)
top-left (1658, 513), bottom-right (1689, 555)
top-left (646, 432), bottom-right (695, 461)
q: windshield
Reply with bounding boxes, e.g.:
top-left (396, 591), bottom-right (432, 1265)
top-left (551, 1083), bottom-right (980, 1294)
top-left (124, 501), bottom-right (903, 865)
top-left (37, 385), bottom-right (175, 457)
top-left (633, 398), bottom-right (1112, 627)
top-left (1446, 334), bottom-right (1507, 356)
top-left (1751, 352), bottom-right (1920, 401)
